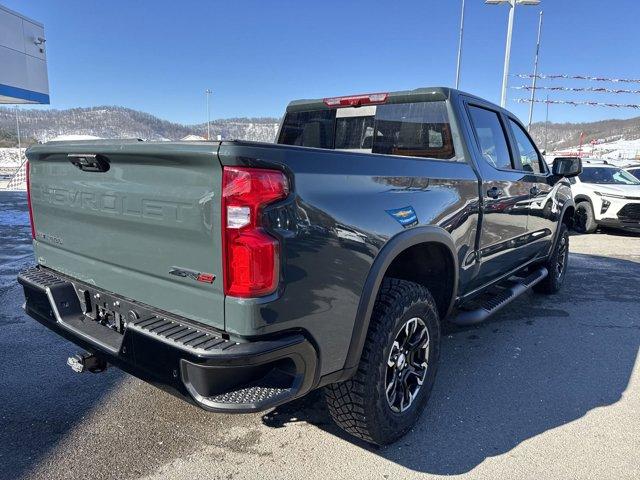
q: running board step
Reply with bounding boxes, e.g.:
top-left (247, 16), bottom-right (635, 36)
top-left (201, 369), bottom-right (297, 411)
top-left (450, 267), bottom-right (548, 326)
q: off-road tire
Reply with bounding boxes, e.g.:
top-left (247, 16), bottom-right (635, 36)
top-left (324, 278), bottom-right (440, 445)
top-left (574, 201), bottom-right (597, 234)
top-left (534, 223), bottom-right (569, 294)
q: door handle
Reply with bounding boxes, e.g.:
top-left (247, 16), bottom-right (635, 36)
top-left (487, 187), bottom-right (504, 199)
top-left (67, 153), bottom-right (110, 173)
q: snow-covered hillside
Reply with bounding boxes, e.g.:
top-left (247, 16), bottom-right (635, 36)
top-left (551, 137), bottom-right (640, 165)
top-left (530, 116), bottom-right (640, 152)
top-left (0, 107), bottom-right (280, 191)
top-left (0, 106), bottom-right (280, 143)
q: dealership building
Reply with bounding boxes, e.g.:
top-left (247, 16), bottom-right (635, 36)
top-left (0, 3), bottom-right (49, 105)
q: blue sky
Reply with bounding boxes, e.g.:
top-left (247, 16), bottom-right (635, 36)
top-left (6, 0), bottom-right (640, 125)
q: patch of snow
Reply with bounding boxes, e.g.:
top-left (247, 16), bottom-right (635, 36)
top-left (180, 134), bottom-right (207, 141)
top-left (48, 134), bottom-right (101, 142)
top-left (553, 137), bottom-right (640, 163)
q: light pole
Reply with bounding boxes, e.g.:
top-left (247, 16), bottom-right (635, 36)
top-left (455, 0), bottom-right (466, 89)
top-left (485, 0), bottom-right (541, 108)
top-left (527, 10), bottom-right (543, 130)
top-left (205, 89), bottom-right (212, 140)
top-left (15, 106), bottom-right (21, 162)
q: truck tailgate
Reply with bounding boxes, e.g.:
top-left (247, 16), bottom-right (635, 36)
top-left (26, 141), bottom-right (225, 330)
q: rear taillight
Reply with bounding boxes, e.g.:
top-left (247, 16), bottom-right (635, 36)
top-left (26, 160), bottom-right (36, 239)
top-left (323, 92), bottom-right (388, 108)
top-left (222, 166), bottom-right (289, 297)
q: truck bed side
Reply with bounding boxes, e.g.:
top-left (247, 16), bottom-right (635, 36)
top-left (217, 141), bottom-right (479, 374)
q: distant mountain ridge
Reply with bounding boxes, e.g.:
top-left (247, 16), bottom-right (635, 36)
top-left (0, 106), bottom-right (280, 145)
top-left (1, 105), bottom-right (640, 154)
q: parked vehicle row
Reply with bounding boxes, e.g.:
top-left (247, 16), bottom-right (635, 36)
top-left (19, 87), bottom-right (581, 445)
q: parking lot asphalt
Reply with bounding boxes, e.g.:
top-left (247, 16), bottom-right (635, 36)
top-left (1, 190), bottom-right (639, 480)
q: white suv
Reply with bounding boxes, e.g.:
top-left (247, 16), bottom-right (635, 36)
top-left (569, 161), bottom-right (640, 233)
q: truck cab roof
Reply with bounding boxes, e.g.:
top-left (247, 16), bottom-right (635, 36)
top-left (285, 87), bottom-right (503, 113)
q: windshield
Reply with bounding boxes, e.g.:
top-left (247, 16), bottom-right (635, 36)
top-left (579, 167), bottom-right (640, 185)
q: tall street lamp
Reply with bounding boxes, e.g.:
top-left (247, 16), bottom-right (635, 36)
top-left (527, 10), bottom-right (544, 131)
top-left (455, 0), bottom-right (466, 89)
top-left (15, 106), bottom-right (22, 163)
top-left (485, 0), bottom-right (541, 108)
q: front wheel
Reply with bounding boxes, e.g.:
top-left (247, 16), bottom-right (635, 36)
top-left (574, 201), bottom-right (597, 234)
top-left (534, 223), bottom-right (569, 294)
top-left (324, 278), bottom-right (440, 445)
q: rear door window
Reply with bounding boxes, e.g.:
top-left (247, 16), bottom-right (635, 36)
top-left (467, 105), bottom-right (513, 170)
top-left (508, 118), bottom-right (545, 174)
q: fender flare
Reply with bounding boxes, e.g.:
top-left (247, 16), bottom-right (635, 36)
top-left (341, 226), bottom-right (459, 373)
top-left (560, 197), bottom-right (576, 221)
top-left (548, 198), bottom-right (575, 255)
top-left (573, 194), bottom-right (592, 207)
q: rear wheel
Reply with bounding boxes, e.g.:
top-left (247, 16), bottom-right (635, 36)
top-left (534, 223), bottom-right (569, 294)
top-left (574, 201), bottom-right (597, 234)
top-left (324, 278), bottom-right (440, 445)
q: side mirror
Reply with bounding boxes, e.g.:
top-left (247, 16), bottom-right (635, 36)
top-left (552, 157), bottom-right (582, 178)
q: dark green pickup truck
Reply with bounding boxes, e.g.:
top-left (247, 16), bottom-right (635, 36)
top-left (19, 87), bottom-right (581, 445)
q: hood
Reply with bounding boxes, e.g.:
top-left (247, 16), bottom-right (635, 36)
top-left (592, 184), bottom-right (640, 198)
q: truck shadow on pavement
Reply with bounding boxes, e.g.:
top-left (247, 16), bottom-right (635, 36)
top-left (263, 252), bottom-right (640, 475)
top-left (0, 192), bottom-right (126, 480)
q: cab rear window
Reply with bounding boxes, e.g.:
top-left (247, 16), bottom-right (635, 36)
top-left (372, 102), bottom-right (455, 159)
top-left (278, 109), bottom-right (335, 149)
top-left (278, 101), bottom-right (456, 160)
top-left (335, 115), bottom-right (375, 150)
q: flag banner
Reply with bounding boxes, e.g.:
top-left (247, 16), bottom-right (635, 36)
top-left (513, 85), bottom-right (640, 95)
top-left (513, 73), bottom-right (640, 84)
top-left (514, 98), bottom-right (640, 109)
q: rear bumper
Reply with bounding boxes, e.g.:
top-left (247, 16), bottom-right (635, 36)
top-left (17, 266), bottom-right (318, 412)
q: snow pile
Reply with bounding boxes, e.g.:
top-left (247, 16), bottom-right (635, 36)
top-left (552, 138), bottom-right (640, 162)
top-left (591, 138), bottom-right (640, 160)
top-left (48, 134), bottom-right (101, 142)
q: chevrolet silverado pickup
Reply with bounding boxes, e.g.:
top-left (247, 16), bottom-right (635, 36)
top-left (19, 87), bottom-right (582, 445)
